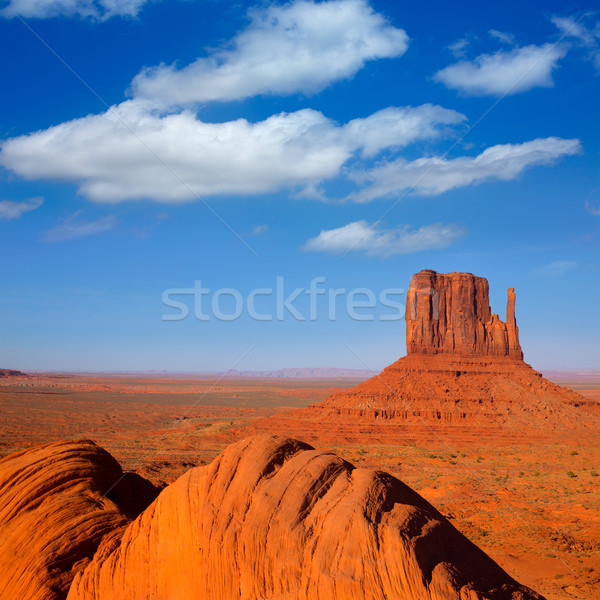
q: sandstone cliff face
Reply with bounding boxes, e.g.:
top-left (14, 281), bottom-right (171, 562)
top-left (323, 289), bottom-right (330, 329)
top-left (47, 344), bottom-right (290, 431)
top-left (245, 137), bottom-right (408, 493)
top-left (68, 434), bottom-right (543, 600)
top-left (406, 270), bottom-right (523, 359)
top-left (0, 439), bottom-right (158, 600)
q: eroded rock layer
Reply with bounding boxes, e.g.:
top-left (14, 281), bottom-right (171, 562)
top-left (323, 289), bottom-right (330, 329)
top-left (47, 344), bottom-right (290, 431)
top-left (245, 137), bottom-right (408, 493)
top-left (0, 439), bottom-right (158, 600)
top-left (256, 355), bottom-right (600, 446)
top-left (68, 434), bottom-right (543, 600)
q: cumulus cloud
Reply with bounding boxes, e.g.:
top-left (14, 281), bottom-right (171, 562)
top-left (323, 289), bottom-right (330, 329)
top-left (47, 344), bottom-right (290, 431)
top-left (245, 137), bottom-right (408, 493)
top-left (344, 104), bottom-right (465, 158)
top-left (349, 137), bottom-right (581, 202)
top-left (434, 43), bottom-right (568, 96)
top-left (43, 211), bottom-right (118, 241)
top-left (0, 196), bottom-right (43, 220)
top-left (0, 100), bottom-right (463, 203)
top-left (131, 0), bottom-right (408, 106)
top-left (1, 0), bottom-right (149, 19)
top-left (536, 260), bottom-right (578, 277)
top-left (302, 220), bottom-right (465, 257)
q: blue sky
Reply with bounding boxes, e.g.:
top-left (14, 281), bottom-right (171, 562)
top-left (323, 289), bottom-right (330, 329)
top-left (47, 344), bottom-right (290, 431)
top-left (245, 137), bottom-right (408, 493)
top-left (0, 0), bottom-right (599, 372)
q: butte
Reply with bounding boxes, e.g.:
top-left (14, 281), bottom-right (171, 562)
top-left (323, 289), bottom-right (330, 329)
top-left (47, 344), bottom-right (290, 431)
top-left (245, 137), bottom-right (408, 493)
top-left (255, 269), bottom-right (600, 446)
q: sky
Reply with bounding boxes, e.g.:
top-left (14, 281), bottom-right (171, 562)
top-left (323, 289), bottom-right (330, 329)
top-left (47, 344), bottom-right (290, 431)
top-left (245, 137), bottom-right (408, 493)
top-left (0, 0), bottom-right (599, 373)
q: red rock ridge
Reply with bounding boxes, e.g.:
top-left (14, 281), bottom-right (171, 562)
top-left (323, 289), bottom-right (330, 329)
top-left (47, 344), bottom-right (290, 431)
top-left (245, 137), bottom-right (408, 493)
top-left (68, 434), bottom-right (543, 600)
top-left (406, 269), bottom-right (523, 359)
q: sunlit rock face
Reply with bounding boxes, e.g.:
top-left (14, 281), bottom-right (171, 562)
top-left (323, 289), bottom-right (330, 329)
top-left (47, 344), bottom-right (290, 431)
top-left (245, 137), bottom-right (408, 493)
top-left (67, 434), bottom-right (543, 600)
top-left (0, 439), bottom-right (159, 600)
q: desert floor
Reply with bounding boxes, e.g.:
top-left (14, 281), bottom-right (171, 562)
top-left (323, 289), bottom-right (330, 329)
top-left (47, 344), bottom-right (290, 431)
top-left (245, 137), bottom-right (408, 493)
top-left (1, 373), bottom-right (599, 600)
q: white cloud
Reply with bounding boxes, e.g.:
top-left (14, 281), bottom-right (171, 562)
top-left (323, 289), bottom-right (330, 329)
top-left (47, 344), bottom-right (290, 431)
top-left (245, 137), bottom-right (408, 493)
top-left (488, 29), bottom-right (515, 45)
top-left (302, 220), bottom-right (465, 257)
top-left (552, 16), bottom-right (597, 47)
top-left (344, 104), bottom-right (465, 158)
top-left (447, 38), bottom-right (470, 59)
top-left (536, 260), bottom-right (578, 277)
top-left (0, 196), bottom-right (43, 220)
top-left (0, 100), bottom-right (463, 203)
top-left (43, 211), bottom-right (118, 241)
top-left (552, 15), bottom-right (600, 71)
top-left (131, 0), bottom-right (408, 106)
top-left (1, 0), bottom-right (148, 19)
top-left (349, 137), bottom-right (581, 202)
top-left (434, 43), bottom-right (568, 96)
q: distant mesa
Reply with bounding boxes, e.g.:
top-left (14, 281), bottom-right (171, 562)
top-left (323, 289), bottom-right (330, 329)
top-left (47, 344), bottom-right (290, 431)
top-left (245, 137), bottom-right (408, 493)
top-left (0, 369), bottom-right (30, 378)
top-left (226, 367), bottom-right (377, 379)
top-left (255, 269), bottom-right (600, 445)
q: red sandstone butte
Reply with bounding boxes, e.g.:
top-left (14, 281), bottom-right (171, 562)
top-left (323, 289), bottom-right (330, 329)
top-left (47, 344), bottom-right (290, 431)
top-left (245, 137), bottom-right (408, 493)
top-left (405, 269), bottom-right (523, 359)
top-left (254, 270), bottom-right (599, 445)
top-left (0, 440), bottom-right (158, 600)
top-left (68, 434), bottom-right (543, 600)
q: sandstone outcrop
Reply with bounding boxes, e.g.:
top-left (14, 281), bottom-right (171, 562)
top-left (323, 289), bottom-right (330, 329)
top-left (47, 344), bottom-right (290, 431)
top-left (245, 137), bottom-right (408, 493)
top-left (0, 439), bottom-right (158, 600)
top-left (255, 270), bottom-right (599, 445)
top-left (68, 434), bottom-right (543, 600)
top-left (406, 270), bottom-right (523, 359)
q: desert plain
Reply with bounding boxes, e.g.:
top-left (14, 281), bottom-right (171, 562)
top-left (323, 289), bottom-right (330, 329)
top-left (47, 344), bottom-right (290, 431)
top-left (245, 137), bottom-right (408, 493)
top-left (1, 369), bottom-right (599, 600)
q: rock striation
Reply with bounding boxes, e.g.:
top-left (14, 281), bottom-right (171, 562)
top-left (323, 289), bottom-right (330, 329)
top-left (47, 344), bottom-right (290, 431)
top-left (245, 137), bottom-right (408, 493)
top-left (406, 270), bottom-right (523, 359)
top-left (68, 434), bottom-right (543, 600)
top-left (0, 439), bottom-right (158, 600)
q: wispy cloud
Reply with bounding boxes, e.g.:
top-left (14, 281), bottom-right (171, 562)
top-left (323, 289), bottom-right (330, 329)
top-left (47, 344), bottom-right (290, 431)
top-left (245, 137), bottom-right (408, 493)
top-left (586, 199), bottom-right (600, 216)
top-left (43, 211), bottom-right (119, 242)
top-left (0, 196), bottom-right (43, 220)
top-left (488, 29), bottom-right (516, 45)
top-left (131, 0), bottom-right (409, 107)
top-left (302, 221), bottom-right (465, 257)
top-left (447, 38), bottom-right (470, 59)
top-left (536, 260), bottom-right (578, 276)
top-left (133, 212), bottom-right (168, 238)
top-left (1, 0), bottom-right (152, 20)
top-left (552, 15), bottom-right (600, 70)
top-left (251, 224), bottom-right (269, 236)
top-left (434, 43), bottom-right (567, 96)
top-left (349, 137), bottom-right (581, 202)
